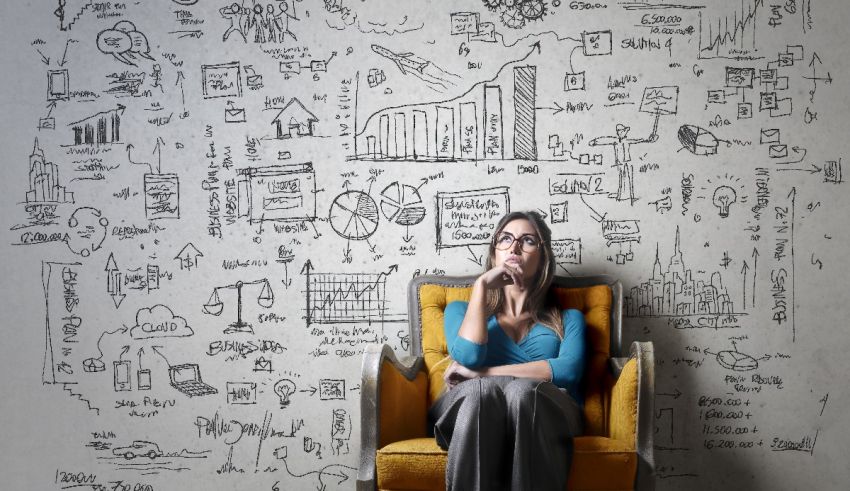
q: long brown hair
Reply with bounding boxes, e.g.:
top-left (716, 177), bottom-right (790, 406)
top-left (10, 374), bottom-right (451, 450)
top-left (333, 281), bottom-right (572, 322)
top-left (484, 211), bottom-right (563, 338)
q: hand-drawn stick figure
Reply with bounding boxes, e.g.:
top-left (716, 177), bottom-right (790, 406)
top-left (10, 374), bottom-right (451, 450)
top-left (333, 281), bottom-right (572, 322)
top-left (220, 3), bottom-right (248, 42)
top-left (589, 122), bottom-right (658, 205)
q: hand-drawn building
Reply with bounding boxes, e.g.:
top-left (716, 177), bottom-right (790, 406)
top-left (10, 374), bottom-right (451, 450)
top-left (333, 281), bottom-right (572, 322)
top-left (625, 227), bottom-right (735, 317)
top-left (26, 138), bottom-right (73, 204)
top-left (272, 98), bottom-right (319, 139)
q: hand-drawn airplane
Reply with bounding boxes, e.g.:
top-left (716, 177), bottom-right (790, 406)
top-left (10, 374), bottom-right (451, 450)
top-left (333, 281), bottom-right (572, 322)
top-left (371, 44), bottom-right (429, 75)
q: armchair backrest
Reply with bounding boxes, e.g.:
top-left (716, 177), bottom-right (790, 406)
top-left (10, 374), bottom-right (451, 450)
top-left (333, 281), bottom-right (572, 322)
top-left (408, 275), bottom-right (623, 437)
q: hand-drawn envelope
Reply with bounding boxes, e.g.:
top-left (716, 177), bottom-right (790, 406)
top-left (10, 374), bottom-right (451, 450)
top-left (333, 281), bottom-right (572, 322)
top-left (769, 144), bottom-right (788, 158)
top-left (225, 107), bottom-right (246, 123)
top-left (760, 128), bottom-right (780, 144)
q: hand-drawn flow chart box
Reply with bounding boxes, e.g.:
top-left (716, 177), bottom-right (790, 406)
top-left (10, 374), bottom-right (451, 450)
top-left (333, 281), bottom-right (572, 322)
top-left (202, 62), bottom-right (242, 99)
top-left (436, 187), bottom-right (510, 249)
top-left (582, 30), bottom-right (612, 56)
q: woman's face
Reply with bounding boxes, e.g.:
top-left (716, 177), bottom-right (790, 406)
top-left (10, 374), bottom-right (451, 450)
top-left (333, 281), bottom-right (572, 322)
top-left (493, 218), bottom-right (543, 285)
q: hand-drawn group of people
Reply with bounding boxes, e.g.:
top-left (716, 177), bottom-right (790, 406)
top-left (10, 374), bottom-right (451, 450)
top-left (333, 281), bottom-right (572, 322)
top-left (220, 1), bottom-right (297, 44)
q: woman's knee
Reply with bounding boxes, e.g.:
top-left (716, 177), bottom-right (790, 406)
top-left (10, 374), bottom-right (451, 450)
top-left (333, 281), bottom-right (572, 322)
top-left (454, 376), bottom-right (508, 409)
top-left (503, 378), bottom-right (542, 409)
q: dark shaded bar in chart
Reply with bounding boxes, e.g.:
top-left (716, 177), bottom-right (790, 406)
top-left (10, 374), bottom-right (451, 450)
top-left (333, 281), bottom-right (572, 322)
top-left (513, 66), bottom-right (537, 160)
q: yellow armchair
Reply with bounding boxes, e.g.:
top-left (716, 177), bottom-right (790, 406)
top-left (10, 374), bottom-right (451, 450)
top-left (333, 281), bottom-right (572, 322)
top-left (358, 275), bottom-right (655, 490)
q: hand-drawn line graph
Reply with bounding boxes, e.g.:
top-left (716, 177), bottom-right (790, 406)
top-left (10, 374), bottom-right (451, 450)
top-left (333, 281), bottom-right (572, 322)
top-left (301, 261), bottom-right (405, 325)
top-left (698, 1), bottom-right (764, 60)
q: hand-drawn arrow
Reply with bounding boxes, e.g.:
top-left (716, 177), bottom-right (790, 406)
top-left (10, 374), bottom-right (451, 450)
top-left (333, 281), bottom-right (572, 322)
top-left (153, 137), bottom-right (165, 174)
top-left (402, 226), bottom-right (413, 243)
top-left (535, 101), bottom-right (566, 115)
top-left (579, 195), bottom-right (607, 223)
top-left (776, 146), bottom-right (806, 165)
top-left (105, 253), bottom-right (126, 308)
top-left (57, 39), bottom-right (75, 67)
top-left (118, 345), bottom-right (130, 361)
top-left (45, 101), bottom-right (58, 118)
top-left (137, 347), bottom-right (145, 370)
top-left (751, 248), bottom-right (759, 307)
top-left (776, 163), bottom-right (822, 174)
top-left (299, 385), bottom-right (318, 396)
top-left (741, 260), bottom-right (749, 309)
top-left (466, 245), bottom-right (483, 266)
top-left (126, 144), bottom-right (154, 174)
top-left (151, 346), bottom-right (171, 367)
top-left (556, 263), bottom-right (574, 277)
top-left (94, 326), bottom-right (128, 360)
top-left (36, 48), bottom-right (50, 65)
top-left (656, 388), bottom-right (682, 399)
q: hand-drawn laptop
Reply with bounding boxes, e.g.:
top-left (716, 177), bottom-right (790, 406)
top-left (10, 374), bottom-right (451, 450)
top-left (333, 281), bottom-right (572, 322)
top-left (169, 363), bottom-right (218, 397)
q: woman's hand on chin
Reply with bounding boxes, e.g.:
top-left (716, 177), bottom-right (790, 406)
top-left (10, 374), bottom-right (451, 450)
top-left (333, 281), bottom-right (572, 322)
top-left (478, 261), bottom-right (525, 291)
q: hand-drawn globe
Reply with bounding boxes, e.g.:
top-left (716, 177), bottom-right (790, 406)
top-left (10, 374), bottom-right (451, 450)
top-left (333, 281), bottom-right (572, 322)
top-left (329, 191), bottom-right (379, 240)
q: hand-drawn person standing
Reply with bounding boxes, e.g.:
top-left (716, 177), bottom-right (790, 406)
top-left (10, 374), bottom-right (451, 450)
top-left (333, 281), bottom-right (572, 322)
top-left (55, 0), bottom-right (66, 29)
top-left (429, 210), bottom-right (586, 490)
top-left (249, 3), bottom-right (268, 43)
top-left (220, 3), bottom-right (247, 42)
top-left (266, 4), bottom-right (279, 42)
top-left (589, 123), bottom-right (658, 204)
top-left (275, 0), bottom-right (298, 42)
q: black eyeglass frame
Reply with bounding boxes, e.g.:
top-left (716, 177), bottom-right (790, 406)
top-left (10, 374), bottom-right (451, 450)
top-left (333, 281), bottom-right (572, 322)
top-left (492, 232), bottom-right (546, 252)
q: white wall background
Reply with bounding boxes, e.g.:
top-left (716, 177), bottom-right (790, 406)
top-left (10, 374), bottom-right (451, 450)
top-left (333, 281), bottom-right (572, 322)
top-left (2, 1), bottom-right (849, 489)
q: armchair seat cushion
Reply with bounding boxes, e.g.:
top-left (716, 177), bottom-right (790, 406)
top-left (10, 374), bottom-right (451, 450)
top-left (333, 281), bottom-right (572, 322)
top-left (376, 436), bottom-right (637, 491)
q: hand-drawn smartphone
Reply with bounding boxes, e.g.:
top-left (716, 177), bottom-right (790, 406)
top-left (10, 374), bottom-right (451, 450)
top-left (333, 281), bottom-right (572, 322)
top-left (138, 369), bottom-right (152, 390)
top-left (113, 361), bottom-right (131, 391)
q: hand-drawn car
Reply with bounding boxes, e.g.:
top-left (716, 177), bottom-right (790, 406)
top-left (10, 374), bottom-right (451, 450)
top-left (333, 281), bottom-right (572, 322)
top-left (112, 440), bottom-right (162, 459)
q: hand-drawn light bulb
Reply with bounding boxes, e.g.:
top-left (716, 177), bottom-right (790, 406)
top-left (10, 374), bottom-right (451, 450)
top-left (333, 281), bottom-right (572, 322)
top-left (273, 379), bottom-right (296, 408)
top-left (712, 186), bottom-right (737, 218)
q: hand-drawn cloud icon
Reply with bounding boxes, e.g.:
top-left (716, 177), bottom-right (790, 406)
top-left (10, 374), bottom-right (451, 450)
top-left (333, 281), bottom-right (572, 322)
top-left (131, 304), bottom-right (194, 339)
top-left (96, 21), bottom-right (156, 66)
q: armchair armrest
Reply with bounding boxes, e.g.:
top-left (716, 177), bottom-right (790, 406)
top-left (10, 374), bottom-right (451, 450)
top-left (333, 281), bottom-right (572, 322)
top-left (632, 341), bottom-right (655, 491)
top-left (357, 344), bottom-right (427, 491)
top-left (607, 341), bottom-right (655, 490)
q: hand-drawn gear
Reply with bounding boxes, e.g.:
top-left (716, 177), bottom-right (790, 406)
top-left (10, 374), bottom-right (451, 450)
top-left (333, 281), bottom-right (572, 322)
top-left (482, 0), bottom-right (502, 11)
top-left (520, 0), bottom-right (547, 20)
top-left (501, 7), bottom-right (527, 29)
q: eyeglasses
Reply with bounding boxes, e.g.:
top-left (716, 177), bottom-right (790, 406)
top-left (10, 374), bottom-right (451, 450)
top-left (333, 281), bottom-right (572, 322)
top-left (493, 232), bottom-right (543, 252)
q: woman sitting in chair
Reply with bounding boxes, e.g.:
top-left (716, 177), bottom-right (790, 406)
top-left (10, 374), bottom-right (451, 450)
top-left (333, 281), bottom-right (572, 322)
top-left (429, 210), bottom-right (586, 491)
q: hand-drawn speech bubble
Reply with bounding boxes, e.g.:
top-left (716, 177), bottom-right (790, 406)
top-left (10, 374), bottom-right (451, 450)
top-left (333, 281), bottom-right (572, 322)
top-left (96, 21), bottom-right (155, 66)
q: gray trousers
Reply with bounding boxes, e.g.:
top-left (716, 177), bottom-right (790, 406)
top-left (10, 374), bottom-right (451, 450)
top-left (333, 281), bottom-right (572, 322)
top-left (428, 376), bottom-right (583, 491)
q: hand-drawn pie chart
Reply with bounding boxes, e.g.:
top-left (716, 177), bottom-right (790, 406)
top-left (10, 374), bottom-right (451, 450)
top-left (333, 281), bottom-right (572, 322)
top-left (380, 182), bottom-right (426, 226)
top-left (83, 358), bottom-right (106, 372)
top-left (329, 191), bottom-right (379, 240)
top-left (716, 350), bottom-right (759, 371)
